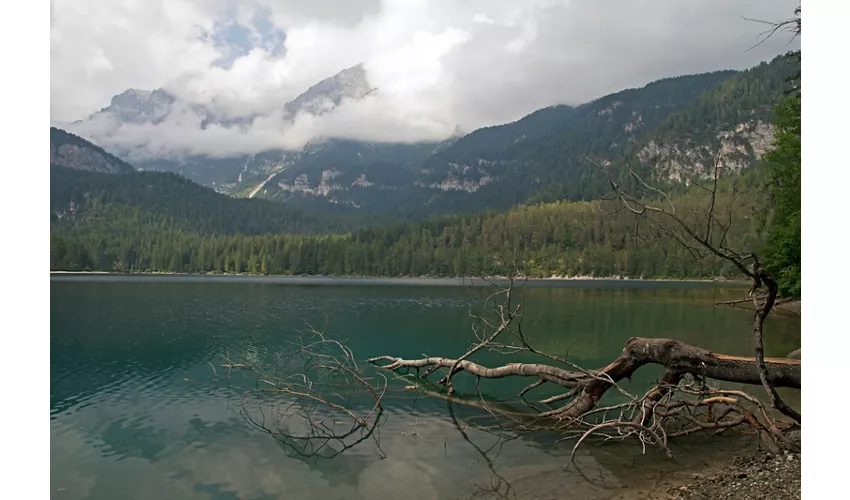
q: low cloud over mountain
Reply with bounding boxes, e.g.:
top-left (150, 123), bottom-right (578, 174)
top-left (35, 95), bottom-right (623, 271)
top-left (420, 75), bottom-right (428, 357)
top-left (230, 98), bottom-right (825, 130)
top-left (52, 0), bottom-right (800, 159)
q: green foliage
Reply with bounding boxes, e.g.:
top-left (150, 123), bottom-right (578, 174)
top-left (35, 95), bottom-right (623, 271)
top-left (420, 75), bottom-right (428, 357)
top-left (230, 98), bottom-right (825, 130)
top-left (761, 93), bottom-right (801, 296)
top-left (50, 166), bottom-right (374, 236)
top-left (49, 55), bottom-right (800, 283)
top-left (528, 54), bottom-right (800, 204)
top-left (51, 174), bottom-right (765, 279)
top-left (653, 53), bottom-right (800, 139)
top-left (81, 55), bottom-right (797, 224)
top-left (425, 71), bottom-right (739, 211)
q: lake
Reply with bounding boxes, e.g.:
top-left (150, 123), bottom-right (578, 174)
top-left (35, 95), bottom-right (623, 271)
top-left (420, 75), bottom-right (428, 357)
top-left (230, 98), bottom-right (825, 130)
top-left (50, 276), bottom-right (801, 499)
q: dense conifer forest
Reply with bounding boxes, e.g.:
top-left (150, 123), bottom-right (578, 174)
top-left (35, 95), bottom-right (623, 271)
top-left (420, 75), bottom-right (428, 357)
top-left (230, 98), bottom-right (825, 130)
top-left (50, 52), bottom-right (800, 296)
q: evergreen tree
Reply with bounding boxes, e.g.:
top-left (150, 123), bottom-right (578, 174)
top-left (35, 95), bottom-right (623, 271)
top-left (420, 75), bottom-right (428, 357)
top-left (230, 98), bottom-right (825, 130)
top-left (762, 92), bottom-right (801, 296)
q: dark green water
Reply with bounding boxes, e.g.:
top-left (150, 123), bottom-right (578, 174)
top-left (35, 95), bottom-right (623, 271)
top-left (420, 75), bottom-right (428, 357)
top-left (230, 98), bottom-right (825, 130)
top-left (50, 276), bottom-right (800, 499)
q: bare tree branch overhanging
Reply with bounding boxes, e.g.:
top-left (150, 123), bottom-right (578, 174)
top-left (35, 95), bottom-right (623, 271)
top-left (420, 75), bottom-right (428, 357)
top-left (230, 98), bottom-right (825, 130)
top-left (743, 6), bottom-right (801, 52)
top-left (221, 324), bottom-right (389, 461)
top-left (588, 151), bottom-right (801, 426)
top-left (361, 269), bottom-right (801, 463)
top-left (218, 241), bottom-right (800, 472)
top-left (214, 231), bottom-right (801, 463)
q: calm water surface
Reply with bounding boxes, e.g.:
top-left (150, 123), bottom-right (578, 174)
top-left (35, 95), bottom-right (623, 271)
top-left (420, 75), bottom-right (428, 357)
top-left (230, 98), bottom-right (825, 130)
top-left (50, 276), bottom-right (800, 499)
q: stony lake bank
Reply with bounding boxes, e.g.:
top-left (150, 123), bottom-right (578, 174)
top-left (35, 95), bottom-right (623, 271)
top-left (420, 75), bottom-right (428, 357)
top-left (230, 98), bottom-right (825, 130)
top-left (609, 449), bottom-right (801, 500)
top-left (616, 299), bottom-right (802, 500)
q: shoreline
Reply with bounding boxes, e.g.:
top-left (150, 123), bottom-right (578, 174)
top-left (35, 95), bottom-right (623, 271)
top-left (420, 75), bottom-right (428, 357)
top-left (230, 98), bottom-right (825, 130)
top-left (611, 449), bottom-right (801, 500)
top-left (49, 270), bottom-right (749, 285)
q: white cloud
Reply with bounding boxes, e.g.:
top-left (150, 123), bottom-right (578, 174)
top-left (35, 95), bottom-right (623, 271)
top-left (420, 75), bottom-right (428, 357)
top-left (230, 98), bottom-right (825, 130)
top-left (50, 0), bottom-right (226, 120)
top-left (51, 0), bottom-right (801, 159)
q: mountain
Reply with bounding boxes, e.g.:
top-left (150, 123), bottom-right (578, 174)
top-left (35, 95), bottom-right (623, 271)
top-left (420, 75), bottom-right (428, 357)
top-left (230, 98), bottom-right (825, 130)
top-left (73, 64), bottom-right (383, 190)
top-left (88, 65), bottom-right (373, 128)
top-left (50, 53), bottom-right (799, 277)
top-left (93, 88), bottom-right (177, 125)
top-left (50, 127), bottom-right (136, 175)
top-left (238, 59), bottom-right (788, 218)
top-left (50, 129), bottom-right (373, 241)
top-left (64, 53), bottom-right (799, 222)
top-left (244, 139), bottom-right (456, 210)
top-left (463, 52), bottom-right (799, 206)
top-left (283, 64), bottom-right (374, 116)
top-left (51, 167), bottom-right (767, 278)
top-left (631, 56), bottom-right (799, 184)
top-left (67, 59), bottom-right (461, 217)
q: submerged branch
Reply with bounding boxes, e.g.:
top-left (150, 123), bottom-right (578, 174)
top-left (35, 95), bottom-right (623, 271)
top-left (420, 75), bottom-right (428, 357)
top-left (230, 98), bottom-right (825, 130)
top-left (370, 336), bottom-right (800, 435)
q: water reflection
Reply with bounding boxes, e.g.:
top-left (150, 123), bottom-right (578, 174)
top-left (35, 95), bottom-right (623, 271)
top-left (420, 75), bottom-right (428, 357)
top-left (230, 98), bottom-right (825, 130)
top-left (51, 279), bottom-right (798, 499)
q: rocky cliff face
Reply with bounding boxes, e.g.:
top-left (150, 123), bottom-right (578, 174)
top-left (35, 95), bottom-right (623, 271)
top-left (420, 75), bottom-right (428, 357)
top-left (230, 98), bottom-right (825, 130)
top-left (50, 127), bottom-right (136, 175)
top-left (639, 120), bottom-right (776, 183)
top-left (98, 88), bottom-right (177, 125)
top-left (284, 64), bottom-right (374, 116)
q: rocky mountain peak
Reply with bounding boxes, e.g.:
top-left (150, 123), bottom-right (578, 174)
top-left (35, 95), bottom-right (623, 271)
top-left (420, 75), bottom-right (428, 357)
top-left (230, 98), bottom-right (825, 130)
top-left (99, 88), bottom-right (176, 124)
top-left (89, 63), bottom-right (373, 130)
top-left (284, 63), bottom-right (374, 117)
top-left (111, 88), bottom-right (153, 103)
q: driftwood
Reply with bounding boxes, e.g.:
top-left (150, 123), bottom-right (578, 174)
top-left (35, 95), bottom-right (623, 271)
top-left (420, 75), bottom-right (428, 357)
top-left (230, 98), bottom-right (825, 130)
top-left (369, 337), bottom-right (800, 423)
top-left (370, 332), bottom-right (801, 458)
top-left (534, 337), bottom-right (799, 421)
top-left (217, 283), bottom-right (801, 469)
top-left (367, 272), bottom-right (801, 458)
top-left (588, 151), bottom-right (802, 425)
top-left (716, 296), bottom-right (797, 307)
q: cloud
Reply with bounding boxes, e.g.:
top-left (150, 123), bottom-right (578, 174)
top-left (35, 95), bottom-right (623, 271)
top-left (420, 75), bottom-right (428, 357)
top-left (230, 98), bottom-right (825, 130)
top-left (51, 0), bottom-right (801, 159)
top-left (50, 0), bottom-right (224, 121)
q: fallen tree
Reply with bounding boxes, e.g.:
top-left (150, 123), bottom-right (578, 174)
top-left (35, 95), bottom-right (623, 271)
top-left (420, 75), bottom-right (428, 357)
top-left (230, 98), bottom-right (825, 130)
top-left (370, 337), bottom-right (801, 410)
top-left (591, 151), bottom-right (802, 425)
top-left (222, 146), bottom-right (801, 469)
top-left (363, 150), bottom-right (802, 459)
top-left (366, 279), bottom-right (800, 458)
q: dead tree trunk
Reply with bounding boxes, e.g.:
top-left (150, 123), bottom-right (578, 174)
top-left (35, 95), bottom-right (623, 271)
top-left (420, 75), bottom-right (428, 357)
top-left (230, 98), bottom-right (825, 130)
top-left (545, 337), bottom-right (800, 421)
top-left (370, 336), bottom-right (800, 422)
top-left (590, 151), bottom-right (802, 425)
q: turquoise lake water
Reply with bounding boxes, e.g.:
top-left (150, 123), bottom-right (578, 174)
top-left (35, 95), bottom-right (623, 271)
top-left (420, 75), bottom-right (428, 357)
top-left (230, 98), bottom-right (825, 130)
top-left (50, 276), bottom-right (800, 499)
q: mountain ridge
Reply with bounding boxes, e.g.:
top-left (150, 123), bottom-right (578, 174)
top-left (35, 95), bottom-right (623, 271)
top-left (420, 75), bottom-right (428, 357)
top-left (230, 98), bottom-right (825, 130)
top-left (59, 52), bottom-right (799, 221)
top-left (50, 127), bottom-right (137, 175)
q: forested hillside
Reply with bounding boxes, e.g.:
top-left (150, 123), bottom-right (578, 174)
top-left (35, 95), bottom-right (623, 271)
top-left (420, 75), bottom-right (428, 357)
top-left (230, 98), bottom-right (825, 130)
top-left (257, 53), bottom-right (796, 218)
top-left (632, 54), bottom-right (800, 183)
top-left (761, 60), bottom-right (801, 296)
top-left (420, 69), bottom-right (738, 207)
top-left (51, 169), bottom-right (765, 278)
top-left (50, 165), bottom-right (372, 237)
top-left (530, 53), bottom-right (800, 203)
top-left (50, 53), bottom-right (799, 288)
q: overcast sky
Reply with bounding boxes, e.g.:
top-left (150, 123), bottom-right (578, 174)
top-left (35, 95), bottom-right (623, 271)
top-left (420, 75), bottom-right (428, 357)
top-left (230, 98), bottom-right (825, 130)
top-left (50, 0), bottom-right (801, 157)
